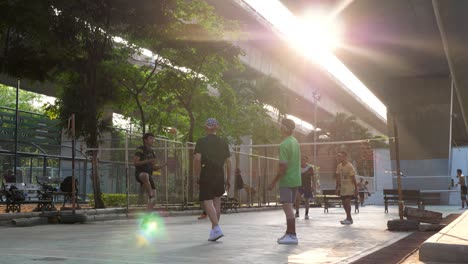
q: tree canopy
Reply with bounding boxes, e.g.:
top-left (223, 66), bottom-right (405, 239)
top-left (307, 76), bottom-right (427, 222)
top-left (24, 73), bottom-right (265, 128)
top-left (0, 0), bottom-right (293, 205)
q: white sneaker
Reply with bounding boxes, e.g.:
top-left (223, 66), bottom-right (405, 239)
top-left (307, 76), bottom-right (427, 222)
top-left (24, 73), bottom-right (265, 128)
top-left (278, 234), bottom-right (298, 245)
top-left (277, 233), bottom-right (287, 242)
top-left (459, 207), bottom-right (465, 210)
top-left (304, 215), bottom-right (309, 220)
top-left (340, 219), bottom-right (353, 225)
top-left (208, 225), bottom-right (224, 241)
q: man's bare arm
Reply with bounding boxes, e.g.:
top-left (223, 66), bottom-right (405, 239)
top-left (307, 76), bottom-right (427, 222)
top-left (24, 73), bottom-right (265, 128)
top-left (268, 163), bottom-right (287, 190)
top-left (335, 172), bottom-right (341, 195)
top-left (193, 153), bottom-right (201, 179)
top-left (225, 158), bottom-right (232, 190)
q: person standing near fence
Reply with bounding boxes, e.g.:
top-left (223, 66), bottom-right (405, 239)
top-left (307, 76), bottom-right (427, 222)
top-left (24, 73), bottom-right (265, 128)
top-left (335, 150), bottom-right (358, 225)
top-left (357, 178), bottom-right (369, 206)
top-left (193, 118), bottom-right (231, 241)
top-left (455, 169), bottom-right (467, 209)
top-left (295, 156), bottom-right (314, 220)
top-left (268, 118), bottom-right (301, 245)
top-left (134, 133), bottom-right (165, 211)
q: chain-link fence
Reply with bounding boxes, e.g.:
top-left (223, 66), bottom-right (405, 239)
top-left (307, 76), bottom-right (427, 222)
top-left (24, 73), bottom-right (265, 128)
top-left (89, 135), bottom-right (285, 209)
top-left (86, 135), bottom-right (389, 210)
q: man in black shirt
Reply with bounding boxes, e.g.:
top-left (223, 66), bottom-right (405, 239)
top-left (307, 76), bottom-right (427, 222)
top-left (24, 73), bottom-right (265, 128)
top-left (295, 156), bottom-right (315, 219)
top-left (134, 133), bottom-right (165, 210)
top-left (193, 118), bottom-right (231, 241)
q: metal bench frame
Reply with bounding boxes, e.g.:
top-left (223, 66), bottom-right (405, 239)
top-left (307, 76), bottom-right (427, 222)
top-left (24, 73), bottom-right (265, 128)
top-left (383, 189), bottom-right (424, 213)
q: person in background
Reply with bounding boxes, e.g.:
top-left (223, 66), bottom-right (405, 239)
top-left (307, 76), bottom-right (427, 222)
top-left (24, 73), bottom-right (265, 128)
top-left (234, 168), bottom-right (257, 200)
top-left (335, 151), bottom-right (358, 225)
top-left (357, 178), bottom-right (369, 206)
top-left (294, 156), bottom-right (315, 220)
top-left (3, 170), bottom-right (15, 183)
top-left (455, 169), bottom-right (467, 209)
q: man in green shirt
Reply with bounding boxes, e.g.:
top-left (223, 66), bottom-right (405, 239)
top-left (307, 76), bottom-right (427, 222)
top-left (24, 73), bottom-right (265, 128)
top-left (268, 118), bottom-right (301, 244)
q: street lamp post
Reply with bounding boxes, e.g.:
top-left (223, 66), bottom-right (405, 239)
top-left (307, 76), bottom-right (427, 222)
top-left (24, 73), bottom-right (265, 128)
top-left (312, 89), bottom-right (321, 166)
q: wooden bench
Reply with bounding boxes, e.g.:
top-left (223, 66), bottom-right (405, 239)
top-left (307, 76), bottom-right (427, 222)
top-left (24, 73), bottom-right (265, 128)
top-left (383, 189), bottom-right (424, 213)
top-left (321, 189), bottom-right (359, 213)
top-left (221, 196), bottom-right (238, 213)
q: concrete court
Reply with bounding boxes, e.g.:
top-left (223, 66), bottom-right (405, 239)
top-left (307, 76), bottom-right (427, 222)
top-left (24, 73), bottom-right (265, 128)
top-left (0, 205), bottom-right (461, 264)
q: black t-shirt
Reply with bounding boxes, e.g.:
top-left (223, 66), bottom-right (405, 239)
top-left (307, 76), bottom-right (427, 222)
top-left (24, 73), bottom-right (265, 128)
top-left (194, 134), bottom-right (230, 179)
top-left (135, 146), bottom-right (156, 174)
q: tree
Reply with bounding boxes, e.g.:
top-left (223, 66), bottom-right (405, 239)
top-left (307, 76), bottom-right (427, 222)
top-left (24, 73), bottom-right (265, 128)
top-left (0, 1), bottom-right (64, 81)
top-left (0, 84), bottom-right (46, 113)
top-left (146, 1), bottom-right (244, 200)
top-left (42, 0), bottom-right (145, 208)
top-left (312, 112), bottom-right (388, 176)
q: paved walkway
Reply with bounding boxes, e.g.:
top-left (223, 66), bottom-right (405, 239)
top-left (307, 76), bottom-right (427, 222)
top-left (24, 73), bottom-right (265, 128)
top-left (0, 205), bottom-right (461, 264)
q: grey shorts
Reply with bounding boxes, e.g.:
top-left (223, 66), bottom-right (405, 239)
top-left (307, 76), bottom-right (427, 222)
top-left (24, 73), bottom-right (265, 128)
top-left (279, 187), bottom-right (298, 203)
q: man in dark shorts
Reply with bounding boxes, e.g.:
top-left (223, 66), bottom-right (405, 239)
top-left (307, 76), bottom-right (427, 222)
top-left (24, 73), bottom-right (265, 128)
top-left (456, 169), bottom-right (467, 209)
top-left (295, 156), bottom-right (315, 220)
top-left (134, 133), bottom-right (165, 210)
top-left (193, 118), bottom-right (231, 241)
top-left (335, 151), bottom-right (358, 225)
top-left (268, 118), bottom-right (301, 244)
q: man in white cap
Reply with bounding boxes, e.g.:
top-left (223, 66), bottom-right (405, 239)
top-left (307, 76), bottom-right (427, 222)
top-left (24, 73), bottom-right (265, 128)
top-left (193, 118), bottom-right (231, 241)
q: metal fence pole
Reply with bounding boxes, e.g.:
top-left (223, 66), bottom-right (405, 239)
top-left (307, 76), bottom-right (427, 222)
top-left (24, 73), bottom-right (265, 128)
top-left (249, 154), bottom-right (252, 207)
top-left (125, 133), bottom-right (129, 215)
top-left (257, 157), bottom-right (261, 207)
top-left (185, 142), bottom-right (189, 207)
top-left (165, 140), bottom-right (168, 210)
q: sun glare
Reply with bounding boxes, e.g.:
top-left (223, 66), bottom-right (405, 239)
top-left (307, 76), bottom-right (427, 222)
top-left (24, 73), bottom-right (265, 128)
top-left (291, 12), bottom-right (342, 54)
top-left (242, 0), bottom-right (387, 121)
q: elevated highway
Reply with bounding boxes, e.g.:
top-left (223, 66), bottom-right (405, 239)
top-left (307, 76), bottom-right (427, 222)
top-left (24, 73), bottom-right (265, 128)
top-left (208, 0), bottom-right (388, 135)
top-left (0, 0), bottom-right (388, 137)
top-left (280, 0), bottom-right (468, 191)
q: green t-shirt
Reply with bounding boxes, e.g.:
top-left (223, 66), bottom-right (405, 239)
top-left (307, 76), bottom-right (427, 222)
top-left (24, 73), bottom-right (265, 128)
top-left (279, 135), bottom-right (301, 187)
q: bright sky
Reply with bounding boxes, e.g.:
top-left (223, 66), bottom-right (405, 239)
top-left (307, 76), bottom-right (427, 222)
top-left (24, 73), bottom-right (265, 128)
top-left (32, 94), bottom-right (55, 108)
top-left (242, 0), bottom-right (387, 121)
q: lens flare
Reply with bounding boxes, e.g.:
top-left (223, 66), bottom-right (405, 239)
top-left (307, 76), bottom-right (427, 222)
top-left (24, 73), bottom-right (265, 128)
top-left (136, 212), bottom-right (166, 246)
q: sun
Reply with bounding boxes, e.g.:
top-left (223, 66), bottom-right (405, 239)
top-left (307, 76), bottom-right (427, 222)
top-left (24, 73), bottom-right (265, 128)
top-left (289, 12), bottom-right (342, 57)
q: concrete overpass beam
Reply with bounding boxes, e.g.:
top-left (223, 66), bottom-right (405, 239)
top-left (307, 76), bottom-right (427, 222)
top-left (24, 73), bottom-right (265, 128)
top-left (386, 77), bottom-right (451, 191)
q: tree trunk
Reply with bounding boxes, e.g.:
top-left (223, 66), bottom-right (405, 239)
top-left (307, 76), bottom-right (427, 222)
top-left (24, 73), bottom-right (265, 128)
top-left (91, 150), bottom-right (105, 208)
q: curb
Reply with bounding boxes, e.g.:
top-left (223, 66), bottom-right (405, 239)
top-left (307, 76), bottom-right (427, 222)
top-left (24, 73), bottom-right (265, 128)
top-left (0, 206), bottom-right (281, 227)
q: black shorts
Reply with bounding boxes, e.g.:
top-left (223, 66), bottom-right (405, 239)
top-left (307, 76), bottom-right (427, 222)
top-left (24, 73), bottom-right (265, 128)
top-left (199, 170), bottom-right (225, 201)
top-left (136, 171), bottom-right (155, 190)
top-left (298, 187), bottom-right (313, 199)
top-left (461, 185), bottom-right (467, 197)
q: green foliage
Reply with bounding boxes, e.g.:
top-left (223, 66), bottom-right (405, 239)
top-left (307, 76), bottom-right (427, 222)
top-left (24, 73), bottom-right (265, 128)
top-left (87, 193), bottom-right (139, 207)
top-left (312, 112), bottom-right (387, 176)
top-left (0, 1), bottom-right (63, 81)
top-left (0, 0), bottom-right (286, 201)
top-left (0, 84), bottom-right (46, 112)
top-left (226, 76), bottom-right (285, 145)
